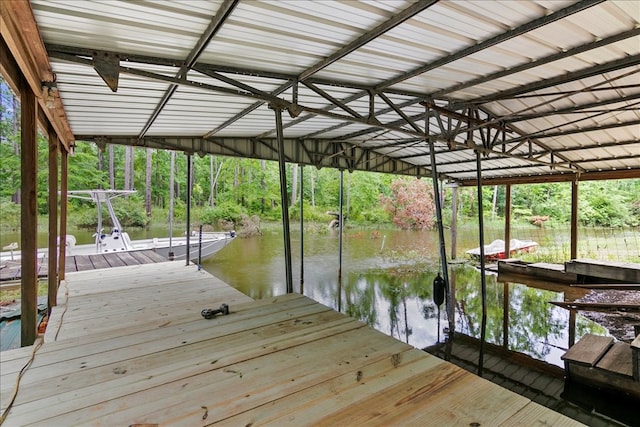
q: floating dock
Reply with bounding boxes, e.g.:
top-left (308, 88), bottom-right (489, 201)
top-left (1, 262), bottom-right (583, 425)
top-left (498, 258), bottom-right (640, 285)
top-left (562, 333), bottom-right (640, 400)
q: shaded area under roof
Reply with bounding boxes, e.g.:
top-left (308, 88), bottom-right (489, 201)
top-left (8, 0), bottom-right (640, 184)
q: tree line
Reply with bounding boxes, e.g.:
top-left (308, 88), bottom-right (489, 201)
top-left (1, 79), bottom-right (639, 230)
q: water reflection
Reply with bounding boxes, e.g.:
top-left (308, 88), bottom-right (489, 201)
top-left (3, 225), bottom-right (613, 366)
top-left (204, 228), bottom-right (607, 367)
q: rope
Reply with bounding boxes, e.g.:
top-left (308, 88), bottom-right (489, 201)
top-left (0, 279), bottom-right (70, 424)
top-left (0, 337), bottom-right (43, 425)
top-left (54, 279), bottom-right (70, 341)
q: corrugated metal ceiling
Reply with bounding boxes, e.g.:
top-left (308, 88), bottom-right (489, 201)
top-left (28, 0), bottom-right (640, 183)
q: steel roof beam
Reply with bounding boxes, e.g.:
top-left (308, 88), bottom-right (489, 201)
top-left (200, 0), bottom-right (438, 136)
top-left (504, 84), bottom-right (640, 99)
top-left (138, 0), bottom-right (239, 138)
top-left (75, 135), bottom-right (429, 177)
top-left (432, 27), bottom-right (640, 98)
top-left (375, 0), bottom-right (604, 91)
top-left (303, 0), bottom-right (609, 137)
top-left (479, 54), bottom-right (640, 103)
top-left (502, 119), bottom-right (640, 145)
top-left (504, 93), bottom-right (640, 123)
top-left (301, 81), bottom-right (363, 119)
top-left (553, 139), bottom-right (639, 153)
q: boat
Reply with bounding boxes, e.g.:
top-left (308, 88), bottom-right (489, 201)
top-left (465, 238), bottom-right (538, 261)
top-left (0, 190), bottom-right (235, 263)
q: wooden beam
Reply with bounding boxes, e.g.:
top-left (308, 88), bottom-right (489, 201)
top-left (551, 301), bottom-right (640, 311)
top-left (570, 283), bottom-right (640, 290)
top-left (58, 149), bottom-right (68, 282)
top-left (570, 180), bottom-right (578, 259)
top-left (0, 0), bottom-right (74, 150)
top-left (457, 168), bottom-right (640, 186)
top-left (48, 126), bottom-right (59, 310)
top-left (20, 75), bottom-right (38, 347)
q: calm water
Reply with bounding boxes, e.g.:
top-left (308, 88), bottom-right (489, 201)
top-left (201, 227), bottom-right (607, 367)
top-left (3, 224), bottom-right (609, 367)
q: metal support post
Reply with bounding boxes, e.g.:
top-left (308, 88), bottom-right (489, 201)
top-left (186, 152), bottom-right (192, 265)
top-left (299, 165), bottom-right (304, 294)
top-left (273, 105), bottom-right (293, 294)
top-left (476, 149), bottom-right (488, 377)
top-left (338, 169), bottom-right (344, 281)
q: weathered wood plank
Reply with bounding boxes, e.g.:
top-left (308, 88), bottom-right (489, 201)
top-left (595, 342), bottom-right (633, 378)
top-left (565, 259), bottom-right (640, 283)
top-left (562, 334), bottom-right (613, 367)
top-left (64, 254), bottom-right (76, 272)
top-left (127, 250), bottom-right (158, 264)
top-left (113, 251), bottom-right (141, 266)
top-left (142, 250), bottom-right (168, 262)
top-left (102, 253), bottom-right (127, 267)
top-left (550, 301), bottom-right (640, 311)
top-left (88, 254), bottom-right (110, 270)
top-left (570, 283), bottom-right (640, 290)
top-left (72, 255), bottom-right (94, 272)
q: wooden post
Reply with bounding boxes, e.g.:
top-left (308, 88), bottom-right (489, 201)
top-left (58, 148), bottom-right (68, 282)
top-left (503, 282), bottom-right (509, 348)
top-left (450, 183), bottom-right (458, 260)
top-left (504, 184), bottom-right (511, 259)
top-left (568, 309), bottom-right (576, 348)
top-left (571, 180), bottom-right (579, 259)
top-left (48, 127), bottom-right (59, 310)
top-left (20, 77), bottom-right (38, 346)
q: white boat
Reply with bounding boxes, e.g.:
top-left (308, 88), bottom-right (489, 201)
top-left (465, 238), bottom-right (538, 261)
top-left (0, 190), bottom-right (235, 263)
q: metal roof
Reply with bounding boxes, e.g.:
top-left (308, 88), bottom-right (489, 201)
top-left (22, 0), bottom-right (640, 183)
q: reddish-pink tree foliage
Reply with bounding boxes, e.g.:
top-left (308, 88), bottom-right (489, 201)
top-left (380, 178), bottom-right (436, 230)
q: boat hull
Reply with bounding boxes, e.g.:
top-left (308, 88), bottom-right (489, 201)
top-left (1, 233), bottom-right (235, 263)
top-left (465, 239), bottom-right (538, 261)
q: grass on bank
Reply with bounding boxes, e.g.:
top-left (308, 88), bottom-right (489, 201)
top-left (0, 281), bottom-right (48, 305)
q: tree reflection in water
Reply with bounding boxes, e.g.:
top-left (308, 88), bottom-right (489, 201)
top-left (337, 264), bottom-right (606, 366)
top-left (203, 229), bottom-right (608, 367)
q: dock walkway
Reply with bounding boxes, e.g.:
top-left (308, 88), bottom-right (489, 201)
top-left (1, 263), bottom-right (583, 425)
top-left (0, 250), bottom-right (167, 281)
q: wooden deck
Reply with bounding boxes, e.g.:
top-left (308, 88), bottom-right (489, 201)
top-left (0, 263), bottom-right (583, 426)
top-left (0, 249), bottom-right (168, 281)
